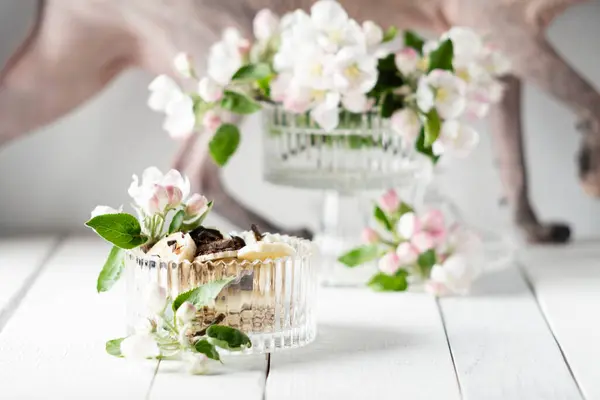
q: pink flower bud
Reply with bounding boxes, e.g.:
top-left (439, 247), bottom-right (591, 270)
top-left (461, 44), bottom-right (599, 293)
top-left (421, 209), bottom-right (447, 245)
top-left (185, 194), bottom-right (209, 217)
top-left (378, 189), bottom-right (400, 213)
top-left (412, 231), bottom-right (435, 252)
top-left (395, 47), bottom-right (419, 76)
top-left (396, 242), bottom-right (419, 265)
top-left (361, 227), bottom-right (379, 244)
top-left (202, 110), bottom-right (222, 133)
top-left (378, 251), bottom-right (401, 276)
top-left (238, 39), bottom-right (251, 56)
top-left (176, 302), bottom-right (197, 324)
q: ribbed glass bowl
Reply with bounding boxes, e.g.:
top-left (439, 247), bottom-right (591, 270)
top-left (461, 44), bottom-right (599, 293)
top-left (125, 234), bottom-right (317, 354)
top-left (261, 104), bottom-right (426, 192)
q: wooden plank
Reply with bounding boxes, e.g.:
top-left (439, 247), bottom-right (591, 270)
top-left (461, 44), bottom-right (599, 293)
top-left (0, 238), bottom-right (157, 399)
top-left (266, 288), bottom-right (461, 400)
top-left (439, 263), bottom-right (582, 400)
top-left (150, 355), bottom-right (267, 400)
top-left (0, 236), bottom-right (58, 324)
top-left (522, 242), bottom-right (600, 400)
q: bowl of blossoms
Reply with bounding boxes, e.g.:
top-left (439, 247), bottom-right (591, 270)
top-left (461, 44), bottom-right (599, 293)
top-left (338, 188), bottom-right (484, 295)
top-left (85, 167), bottom-right (316, 372)
top-left (148, 0), bottom-right (508, 190)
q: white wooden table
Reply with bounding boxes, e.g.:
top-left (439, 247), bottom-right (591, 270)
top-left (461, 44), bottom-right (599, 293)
top-left (0, 236), bottom-right (598, 400)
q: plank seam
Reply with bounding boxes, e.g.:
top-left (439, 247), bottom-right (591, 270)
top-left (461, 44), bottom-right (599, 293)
top-left (0, 236), bottom-right (65, 335)
top-left (435, 298), bottom-right (464, 400)
top-left (262, 353), bottom-right (271, 400)
top-left (517, 262), bottom-right (586, 400)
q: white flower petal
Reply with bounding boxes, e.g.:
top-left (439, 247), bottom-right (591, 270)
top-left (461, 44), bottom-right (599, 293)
top-left (147, 75), bottom-right (182, 112)
top-left (163, 95), bottom-right (196, 139)
top-left (254, 9), bottom-right (280, 41)
top-left (121, 334), bottom-right (160, 359)
top-left (390, 108), bottom-right (421, 144)
top-left (341, 92), bottom-right (370, 113)
top-left (416, 78), bottom-right (434, 113)
top-left (174, 53), bottom-right (193, 78)
top-left (311, 92), bottom-right (340, 131)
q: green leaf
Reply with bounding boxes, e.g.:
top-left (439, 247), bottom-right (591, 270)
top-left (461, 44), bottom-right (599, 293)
top-left (382, 26), bottom-right (398, 42)
top-left (209, 124), bottom-right (241, 166)
top-left (206, 325), bottom-right (252, 350)
top-left (428, 39), bottom-right (454, 72)
top-left (369, 55), bottom-right (404, 98)
top-left (220, 91), bottom-right (261, 115)
top-left (424, 109), bottom-right (441, 147)
top-left (404, 31), bottom-right (425, 54)
top-left (380, 93), bottom-right (396, 118)
top-left (368, 271), bottom-right (408, 292)
top-left (85, 213), bottom-right (148, 249)
top-left (97, 246), bottom-right (126, 293)
top-left (257, 75), bottom-right (273, 98)
top-left (374, 205), bottom-right (393, 231)
top-left (416, 128), bottom-right (440, 164)
top-left (194, 339), bottom-right (221, 361)
top-left (106, 338), bottom-right (126, 357)
top-left (398, 202), bottom-right (414, 216)
top-left (168, 210), bottom-right (185, 234)
top-left (417, 249), bottom-right (437, 270)
top-left (172, 277), bottom-right (236, 311)
top-left (338, 244), bottom-right (380, 267)
top-left (232, 63), bottom-right (272, 81)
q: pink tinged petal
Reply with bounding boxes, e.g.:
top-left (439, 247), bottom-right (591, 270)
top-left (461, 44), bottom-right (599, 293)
top-left (412, 231), bottom-right (435, 252)
top-left (202, 110), bottom-right (222, 133)
top-left (198, 77), bottom-right (224, 103)
top-left (164, 185), bottom-right (183, 208)
top-left (311, 92), bottom-right (341, 132)
top-left (378, 252), bottom-right (401, 276)
top-left (378, 189), bottom-right (400, 213)
top-left (397, 212), bottom-right (420, 239)
top-left (390, 109), bottom-right (421, 144)
top-left (342, 92), bottom-right (370, 113)
top-left (421, 209), bottom-right (446, 234)
top-left (396, 242), bottom-right (419, 265)
top-left (395, 48), bottom-right (419, 76)
top-left (253, 9), bottom-right (280, 41)
top-left (425, 279), bottom-right (449, 297)
top-left (361, 227), bottom-right (379, 244)
top-left (185, 194), bottom-right (209, 216)
top-left (270, 74), bottom-right (292, 102)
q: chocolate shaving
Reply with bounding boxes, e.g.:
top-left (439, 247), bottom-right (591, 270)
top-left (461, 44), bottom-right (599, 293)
top-left (196, 236), bottom-right (246, 256)
top-left (251, 224), bottom-right (264, 241)
top-left (190, 226), bottom-right (223, 248)
top-left (166, 240), bottom-right (177, 247)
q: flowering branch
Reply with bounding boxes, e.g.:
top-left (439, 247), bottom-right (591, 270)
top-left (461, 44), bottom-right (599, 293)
top-left (147, 0), bottom-right (510, 166)
top-left (338, 189), bottom-right (484, 295)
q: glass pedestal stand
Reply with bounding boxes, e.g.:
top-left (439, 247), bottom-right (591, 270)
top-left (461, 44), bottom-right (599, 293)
top-left (424, 170), bottom-right (517, 271)
top-left (261, 104), bottom-right (432, 286)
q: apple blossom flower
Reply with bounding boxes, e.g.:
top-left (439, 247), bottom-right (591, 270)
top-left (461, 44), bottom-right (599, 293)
top-left (120, 334), bottom-right (160, 359)
top-left (391, 108), bottom-right (421, 145)
top-left (442, 27), bottom-right (483, 68)
top-left (361, 227), bottom-right (379, 244)
top-left (396, 242), bottom-right (419, 265)
top-left (163, 93), bottom-right (196, 139)
top-left (432, 121), bottom-right (479, 158)
top-left (148, 75), bottom-right (182, 113)
top-left (254, 9), bottom-right (280, 41)
top-left (145, 284), bottom-right (167, 315)
top-left (378, 189), bottom-right (400, 213)
top-left (185, 194), bottom-right (209, 217)
top-left (378, 251), bottom-right (401, 276)
top-left (198, 77), bottom-right (224, 103)
top-left (176, 302), bottom-right (197, 324)
top-left (183, 352), bottom-right (209, 375)
top-left (202, 110), bottom-right (222, 133)
top-left (417, 70), bottom-right (467, 120)
top-left (148, 75), bottom-right (196, 139)
top-left (207, 28), bottom-right (247, 86)
top-left (174, 52), bottom-right (195, 78)
top-left (129, 167), bottom-right (191, 215)
top-left (420, 209), bottom-right (447, 245)
top-left (332, 46), bottom-right (378, 94)
top-left (90, 205), bottom-right (122, 219)
top-left (426, 254), bottom-right (480, 296)
top-left (310, 0), bottom-right (363, 52)
top-left (395, 48), bottom-right (419, 76)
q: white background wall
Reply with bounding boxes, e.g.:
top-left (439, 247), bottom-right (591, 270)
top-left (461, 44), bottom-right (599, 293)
top-left (0, 0), bottom-right (599, 238)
